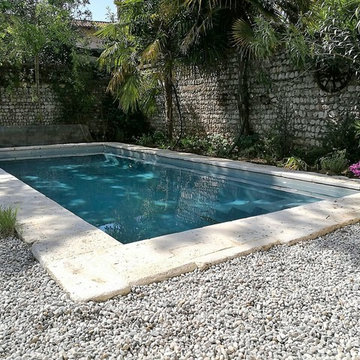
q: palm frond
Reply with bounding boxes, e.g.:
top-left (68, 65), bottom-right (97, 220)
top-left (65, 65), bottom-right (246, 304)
top-left (95, 23), bottom-right (117, 38)
top-left (180, 6), bottom-right (218, 53)
top-left (232, 19), bottom-right (254, 48)
top-left (141, 39), bottom-right (162, 64)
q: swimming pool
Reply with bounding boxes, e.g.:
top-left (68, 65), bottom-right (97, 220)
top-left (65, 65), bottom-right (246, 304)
top-left (1, 143), bottom-right (359, 301)
top-left (0, 147), bottom-right (356, 244)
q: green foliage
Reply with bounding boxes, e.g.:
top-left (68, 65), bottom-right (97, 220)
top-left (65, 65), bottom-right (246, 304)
top-left (102, 95), bottom-right (150, 142)
top-left (308, 0), bottom-right (360, 71)
top-left (284, 156), bottom-right (308, 171)
top-left (178, 136), bottom-right (207, 154)
top-left (233, 16), bottom-right (279, 60)
top-left (176, 134), bottom-right (231, 157)
top-left (136, 133), bottom-right (157, 147)
top-left (0, 206), bottom-right (18, 237)
top-left (263, 104), bottom-right (295, 160)
top-left (230, 0), bottom-right (360, 77)
top-left (0, 0), bottom-right (90, 121)
top-left (322, 112), bottom-right (360, 164)
top-left (136, 132), bottom-right (232, 157)
top-left (136, 131), bottom-right (170, 148)
top-left (354, 119), bottom-right (360, 142)
top-left (97, 0), bottom-right (193, 138)
top-left (205, 134), bottom-right (232, 157)
top-left (50, 50), bottom-right (117, 132)
top-left (0, 1), bottom-right (79, 72)
top-left (234, 134), bottom-right (264, 158)
top-left (292, 146), bottom-right (328, 167)
top-left (295, 0), bottom-right (360, 74)
top-left (319, 150), bottom-right (349, 175)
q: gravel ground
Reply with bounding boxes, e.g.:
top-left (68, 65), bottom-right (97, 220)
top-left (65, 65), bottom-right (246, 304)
top-left (1, 224), bottom-right (360, 360)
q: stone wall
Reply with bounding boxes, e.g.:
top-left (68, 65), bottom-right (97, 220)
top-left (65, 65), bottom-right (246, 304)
top-left (0, 85), bottom-right (62, 126)
top-left (151, 55), bottom-right (242, 138)
top-left (248, 54), bottom-right (360, 146)
top-left (152, 52), bottom-right (360, 147)
top-left (2, 55), bottom-right (358, 148)
top-left (0, 84), bottom-right (109, 141)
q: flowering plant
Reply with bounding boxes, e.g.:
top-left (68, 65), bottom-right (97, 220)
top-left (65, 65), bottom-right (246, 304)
top-left (349, 162), bottom-right (360, 178)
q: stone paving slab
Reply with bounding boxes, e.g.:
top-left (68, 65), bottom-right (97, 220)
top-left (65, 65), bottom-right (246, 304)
top-left (37, 250), bottom-right (131, 302)
top-left (0, 144), bottom-right (360, 302)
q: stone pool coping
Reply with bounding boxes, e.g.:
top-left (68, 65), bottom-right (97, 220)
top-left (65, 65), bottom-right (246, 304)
top-left (1, 142), bottom-right (360, 302)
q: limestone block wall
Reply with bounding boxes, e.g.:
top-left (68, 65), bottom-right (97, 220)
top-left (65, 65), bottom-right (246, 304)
top-left (0, 85), bottom-right (62, 126)
top-left (0, 84), bottom-right (109, 141)
top-left (248, 54), bottom-right (360, 146)
top-left (152, 52), bottom-right (360, 147)
top-left (152, 55), bottom-right (241, 138)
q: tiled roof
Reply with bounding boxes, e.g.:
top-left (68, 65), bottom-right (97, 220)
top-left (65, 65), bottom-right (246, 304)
top-left (73, 19), bottom-right (110, 28)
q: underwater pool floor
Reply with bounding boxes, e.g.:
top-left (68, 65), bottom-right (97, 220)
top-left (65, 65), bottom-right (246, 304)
top-left (1, 143), bottom-right (360, 302)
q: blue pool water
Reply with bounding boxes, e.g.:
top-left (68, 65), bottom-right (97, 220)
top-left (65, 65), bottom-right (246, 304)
top-left (1, 154), bottom-right (321, 243)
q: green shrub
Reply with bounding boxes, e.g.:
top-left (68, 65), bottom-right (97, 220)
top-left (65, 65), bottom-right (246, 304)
top-left (136, 133), bottom-right (156, 147)
top-left (319, 150), bottom-right (348, 175)
top-left (0, 206), bottom-right (18, 237)
top-left (292, 147), bottom-right (328, 167)
top-left (101, 95), bottom-right (151, 142)
top-left (205, 134), bottom-right (232, 157)
top-left (177, 134), bottom-right (231, 157)
top-left (234, 134), bottom-right (264, 158)
top-left (178, 135), bottom-right (207, 154)
top-left (152, 131), bottom-right (170, 148)
top-left (322, 113), bottom-right (360, 164)
top-left (284, 156), bottom-right (308, 171)
top-left (263, 104), bottom-right (295, 160)
top-left (135, 131), bottom-right (170, 148)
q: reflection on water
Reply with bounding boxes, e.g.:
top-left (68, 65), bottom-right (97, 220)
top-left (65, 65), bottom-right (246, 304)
top-left (0, 154), bottom-right (320, 243)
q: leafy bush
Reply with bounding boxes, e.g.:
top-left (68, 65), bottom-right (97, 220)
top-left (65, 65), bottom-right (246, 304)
top-left (322, 113), bottom-right (360, 164)
top-left (103, 94), bottom-right (150, 143)
top-left (263, 104), bottom-right (295, 160)
top-left (284, 156), bottom-right (308, 171)
top-left (153, 131), bottom-right (170, 148)
top-left (319, 150), bottom-right (348, 175)
top-left (205, 134), bottom-right (231, 157)
top-left (235, 134), bottom-right (264, 158)
top-left (179, 136), bottom-right (206, 154)
top-left (135, 132), bottom-right (232, 157)
top-left (292, 147), bottom-right (328, 167)
top-left (0, 206), bottom-right (17, 237)
top-left (136, 133), bottom-right (154, 147)
top-left (136, 131), bottom-right (170, 148)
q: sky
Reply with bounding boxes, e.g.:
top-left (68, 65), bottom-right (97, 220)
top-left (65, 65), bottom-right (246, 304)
top-left (86, 0), bottom-right (117, 22)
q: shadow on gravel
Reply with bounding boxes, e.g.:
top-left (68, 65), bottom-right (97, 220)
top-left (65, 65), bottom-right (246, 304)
top-left (0, 236), bottom-right (37, 276)
top-left (312, 224), bottom-right (360, 267)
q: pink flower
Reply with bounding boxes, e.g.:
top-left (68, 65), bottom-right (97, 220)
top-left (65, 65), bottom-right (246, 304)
top-left (349, 162), bottom-right (360, 177)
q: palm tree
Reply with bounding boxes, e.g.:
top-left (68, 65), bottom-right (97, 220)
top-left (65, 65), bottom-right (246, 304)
top-left (181, 0), bottom-right (313, 149)
top-left (98, 0), bottom-right (189, 140)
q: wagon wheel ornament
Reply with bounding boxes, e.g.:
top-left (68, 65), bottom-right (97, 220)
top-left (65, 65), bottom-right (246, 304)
top-left (315, 62), bottom-right (352, 93)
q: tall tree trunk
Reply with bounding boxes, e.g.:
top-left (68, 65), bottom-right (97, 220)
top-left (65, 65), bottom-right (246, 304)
top-left (34, 53), bottom-right (42, 123)
top-left (164, 69), bottom-right (174, 140)
top-left (35, 54), bottom-right (40, 97)
top-left (172, 82), bottom-right (184, 149)
top-left (229, 52), bottom-right (250, 154)
top-left (237, 53), bottom-right (250, 135)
